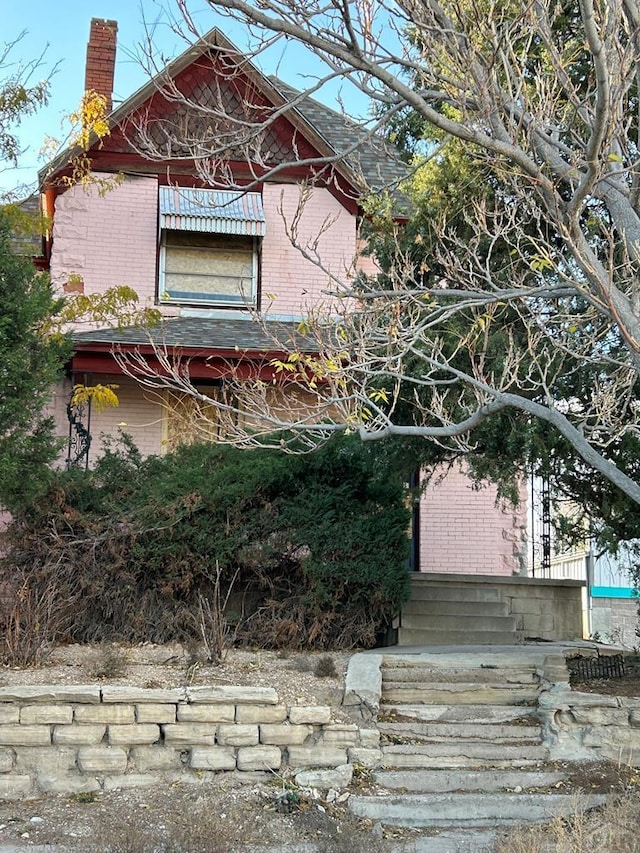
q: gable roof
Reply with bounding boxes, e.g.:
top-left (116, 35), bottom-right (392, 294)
top-left (40, 28), bottom-right (407, 208)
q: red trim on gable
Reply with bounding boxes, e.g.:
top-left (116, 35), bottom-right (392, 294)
top-left (46, 42), bottom-right (362, 216)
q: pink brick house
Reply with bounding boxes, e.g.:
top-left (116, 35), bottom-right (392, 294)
top-left (38, 18), bottom-right (529, 587)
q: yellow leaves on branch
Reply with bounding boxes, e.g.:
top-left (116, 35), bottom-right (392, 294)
top-left (530, 255), bottom-right (555, 272)
top-left (70, 90), bottom-right (110, 151)
top-left (41, 284), bottom-right (162, 339)
top-left (71, 383), bottom-right (119, 412)
top-left (270, 350), bottom-right (349, 391)
top-left (346, 406), bottom-right (372, 428)
top-left (270, 349), bottom-right (391, 429)
top-left (368, 387), bottom-right (389, 404)
top-left (344, 388), bottom-right (391, 431)
top-left (41, 284), bottom-right (161, 413)
top-left (60, 90), bottom-right (123, 194)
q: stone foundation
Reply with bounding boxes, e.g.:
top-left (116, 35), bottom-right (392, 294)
top-left (591, 597), bottom-right (638, 647)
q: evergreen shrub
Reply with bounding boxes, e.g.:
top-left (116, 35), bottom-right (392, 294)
top-left (1, 434), bottom-right (411, 650)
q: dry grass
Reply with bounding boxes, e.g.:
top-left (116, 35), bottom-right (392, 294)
top-left (95, 812), bottom-right (228, 852)
top-left (314, 654), bottom-right (339, 678)
top-left (90, 644), bottom-right (129, 680)
top-left (74, 790), bottom-right (388, 853)
top-left (494, 792), bottom-right (640, 853)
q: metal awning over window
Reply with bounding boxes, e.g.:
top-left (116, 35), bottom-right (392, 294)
top-left (159, 187), bottom-right (266, 237)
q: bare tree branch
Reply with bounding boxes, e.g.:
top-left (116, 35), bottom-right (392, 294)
top-left (114, 0), bottom-right (640, 507)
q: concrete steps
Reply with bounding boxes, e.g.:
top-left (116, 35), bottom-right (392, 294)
top-left (347, 652), bottom-right (602, 846)
top-left (401, 613), bottom-right (518, 633)
top-left (373, 768), bottom-right (568, 793)
top-left (402, 599), bottom-right (509, 617)
top-left (385, 703), bottom-right (539, 723)
top-left (397, 628), bottom-right (521, 645)
top-left (381, 658), bottom-right (540, 705)
top-left (382, 682), bottom-right (539, 705)
top-left (386, 829), bottom-right (499, 852)
top-left (397, 576), bottom-right (521, 645)
top-left (379, 657), bottom-right (546, 767)
top-left (381, 742), bottom-right (550, 768)
top-left (383, 663), bottom-right (539, 683)
top-left (407, 585), bottom-right (503, 602)
top-left (348, 791), bottom-right (606, 828)
top-left (378, 720), bottom-right (542, 743)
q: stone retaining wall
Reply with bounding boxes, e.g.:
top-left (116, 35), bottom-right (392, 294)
top-left (0, 685), bottom-right (381, 799)
top-left (540, 687), bottom-right (640, 765)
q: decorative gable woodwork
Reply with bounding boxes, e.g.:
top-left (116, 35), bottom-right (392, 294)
top-left (86, 48), bottom-right (321, 183)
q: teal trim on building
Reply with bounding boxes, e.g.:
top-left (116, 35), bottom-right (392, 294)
top-left (591, 586), bottom-right (635, 599)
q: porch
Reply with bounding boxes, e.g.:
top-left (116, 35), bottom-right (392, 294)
top-left (398, 573), bottom-right (585, 646)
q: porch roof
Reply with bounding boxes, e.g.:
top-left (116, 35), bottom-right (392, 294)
top-left (71, 316), bottom-right (320, 354)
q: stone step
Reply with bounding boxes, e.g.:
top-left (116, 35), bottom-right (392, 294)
top-left (382, 742), bottom-right (549, 768)
top-left (407, 584), bottom-right (503, 603)
top-left (401, 599), bottom-right (509, 617)
top-left (400, 613), bottom-right (518, 633)
top-left (380, 704), bottom-right (539, 724)
top-left (260, 832), bottom-right (499, 853)
top-left (382, 683), bottom-right (539, 705)
top-left (381, 664), bottom-right (538, 684)
top-left (378, 721), bottom-right (542, 744)
top-left (348, 791), bottom-right (606, 828)
top-left (373, 768), bottom-right (569, 793)
top-left (262, 834), bottom-right (497, 853)
top-left (396, 628), bottom-right (520, 646)
top-left (391, 829), bottom-right (498, 852)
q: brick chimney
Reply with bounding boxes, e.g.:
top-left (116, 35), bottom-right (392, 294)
top-left (85, 18), bottom-right (118, 113)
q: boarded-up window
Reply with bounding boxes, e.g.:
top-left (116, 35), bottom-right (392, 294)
top-left (161, 231), bottom-right (257, 306)
top-left (158, 186), bottom-right (265, 308)
top-left (163, 386), bottom-right (241, 452)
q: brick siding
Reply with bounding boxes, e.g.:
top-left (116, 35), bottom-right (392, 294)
top-left (419, 463), bottom-right (527, 576)
top-left (50, 175), bottom-right (158, 309)
top-left (260, 183), bottom-right (356, 317)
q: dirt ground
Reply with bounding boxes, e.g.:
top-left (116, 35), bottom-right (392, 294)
top-left (572, 675), bottom-right (640, 697)
top-left (0, 778), bottom-right (393, 852)
top-left (0, 644), bottom-right (639, 852)
top-left (0, 643), bottom-right (353, 713)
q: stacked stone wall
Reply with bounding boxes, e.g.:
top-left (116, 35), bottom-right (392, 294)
top-left (0, 684), bottom-right (380, 799)
top-left (540, 687), bottom-right (640, 765)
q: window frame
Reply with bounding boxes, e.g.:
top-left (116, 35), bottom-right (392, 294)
top-left (158, 228), bottom-right (260, 309)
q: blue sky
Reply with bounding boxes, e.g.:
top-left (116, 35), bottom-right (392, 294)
top-left (2, 1), bottom-right (369, 196)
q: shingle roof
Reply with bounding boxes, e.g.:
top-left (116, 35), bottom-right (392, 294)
top-left (269, 77), bottom-right (408, 205)
top-left (6, 195), bottom-right (43, 258)
top-left (72, 316), bottom-right (319, 353)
